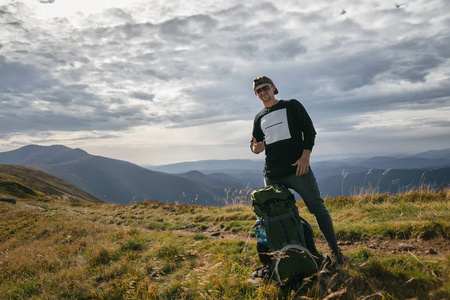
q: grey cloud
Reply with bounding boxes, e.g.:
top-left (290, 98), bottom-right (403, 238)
top-left (6, 21), bottom-right (23, 28)
top-left (312, 83), bottom-right (450, 120)
top-left (143, 68), bottom-right (171, 81)
top-left (0, 111), bottom-right (90, 134)
top-left (137, 52), bottom-right (156, 61)
top-left (314, 118), bottom-right (361, 133)
top-left (102, 8), bottom-right (134, 24)
top-left (310, 87), bottom-right (450, 134)
top-left (109, 22), bottom-right (157, 40)
top-left (0, 97), bottom-right (161, 138)
top-left (131, 92), bottom-right (155, 101)
top-left (174, 81), bottom-right (257, 125)
top-left (231, 41), bottom-right (259, 60)
top-left (267, 39), bottom-right (307, 60)
top-left (38, 85), bottom-right (93, 105)
top-left (390, 54), bottom-right (442, 83)
top-left (213, 5), bottom-right (305, 62)
top-left (141, 52), bottom-right (193, 81)
top-left (159, 14), bottom-right (217, 42)
top-left (295, 31), bottom-right (449, 94)
top-left (0, 56), bottom-right (54, 92)
top-left (0, 57), bottom-right (159, 136)
top-left (24, 132), bottom-right (121, 146)
top-left (326, 52), bottom-right (391, 91)
top-left (422, 118), bottom-right (450, 128)
top-left (383, 35), bottom-right (449, 82)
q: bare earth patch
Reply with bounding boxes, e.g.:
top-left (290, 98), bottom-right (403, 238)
top-left (316, 237), bottom-right (450, 259)
top-left (192, 227), bottom-right (450, 259)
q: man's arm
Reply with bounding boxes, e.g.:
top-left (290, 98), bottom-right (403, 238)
top-left (292, 149), bottom-right (311, 176)
top-left (290, 100), bottom-right (316, 175)
top-left (251, 137), bottom-right (265, 154)
top-left (291, 100), bottom-right (316, 150)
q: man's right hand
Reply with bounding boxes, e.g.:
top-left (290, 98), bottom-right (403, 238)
top-left (252, 137), bottom-right (265, 154)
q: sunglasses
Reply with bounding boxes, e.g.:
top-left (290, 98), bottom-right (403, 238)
top-left (255, 84), bottom-right (272, 95)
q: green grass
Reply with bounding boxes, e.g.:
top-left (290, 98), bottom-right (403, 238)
top-left (0, 188), bottom-right (449, 299)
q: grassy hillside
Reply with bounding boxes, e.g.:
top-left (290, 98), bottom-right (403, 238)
top-left (0, 188), bottom-right (449, 299)
top-left (0, 165), bottom-right (104, 204)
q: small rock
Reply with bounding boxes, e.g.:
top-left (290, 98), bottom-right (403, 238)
top-left (425, 248), bottom-right (438, 255)
top-left (210, 232), bottom-right (221, 237)
top-left (337, 241), bottom-right (352, 246)
top-left (368, 242), bottom-right (378, 249)
top-left (402, 278), bottom-right (419, 290)
top-left (398, 243), bottom-right (416, 251)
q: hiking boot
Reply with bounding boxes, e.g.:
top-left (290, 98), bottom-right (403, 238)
top-left (331, 249), bottom-right (344, 266)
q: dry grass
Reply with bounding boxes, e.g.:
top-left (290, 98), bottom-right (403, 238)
top-left (0, 188), bottom-right (449, 299)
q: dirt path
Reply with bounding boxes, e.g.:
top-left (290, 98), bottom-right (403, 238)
top-left (188, 226), bottom-right (450, 260)
top-left (316, 237), bottom-right (449, 259)
top-left (19, 203), bottom-right (46, 211)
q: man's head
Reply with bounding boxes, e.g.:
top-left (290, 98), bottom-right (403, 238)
top-left (253, 76), bottom-right (279, 95)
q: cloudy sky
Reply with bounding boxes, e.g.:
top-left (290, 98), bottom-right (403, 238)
top-left (1, 0), bottom-right (449, 165)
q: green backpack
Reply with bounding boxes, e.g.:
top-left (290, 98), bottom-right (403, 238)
top-left (251, 184), bottom-right (322, 285)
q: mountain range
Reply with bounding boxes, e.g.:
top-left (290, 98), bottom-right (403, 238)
top-left (0, 145), bottom-right (243, 205)
top-left (0, 145), bottom-right (449, 205)
top-left (146, 148), bottom-right (450, 197)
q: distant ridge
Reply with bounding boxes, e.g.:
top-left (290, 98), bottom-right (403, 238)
top-left (0, 144), bottom-right (89, 165)
top-left (356, 156), bottom-right (450, 169)
top-left (1, 145), bottom-right (449, 204)
top-left (0, 164), bottom-right (104, 203)
top-left (0, 145), bottom-right (242, 205)
top-left (146, 148), bottom-right (450, 198)
top-left (412, 148), bottom-right (450, 159)
top-left (146, 149), bottom-right (450, 175)
top-left (317, 167), bottom-right (450, 197)
top-left (145, 159), bottom-right (264, 174)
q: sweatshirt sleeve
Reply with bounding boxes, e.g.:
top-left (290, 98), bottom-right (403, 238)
top-left (251, 114), bottom-right (265, 152)
top-left (291, 100), bottom-right (316, 151)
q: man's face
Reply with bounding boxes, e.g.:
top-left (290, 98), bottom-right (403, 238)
top-left (254, 83), bottom-right (275, 103)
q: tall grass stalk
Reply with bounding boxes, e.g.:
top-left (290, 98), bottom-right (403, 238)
top-left (223, 184), bottom-right (253, 206)
top-left (341, 169), bottom-right (349, 196)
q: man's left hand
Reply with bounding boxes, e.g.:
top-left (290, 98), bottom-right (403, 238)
top-left (292, 150), bottom-right (311, 176)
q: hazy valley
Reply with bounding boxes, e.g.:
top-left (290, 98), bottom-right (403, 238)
top-left (0, 145), bottom-right (449, 205)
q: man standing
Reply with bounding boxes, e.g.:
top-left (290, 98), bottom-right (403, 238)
top-left (251, 75), bottom-right (343, 264)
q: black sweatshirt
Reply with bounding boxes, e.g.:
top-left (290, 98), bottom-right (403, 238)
top-left (251, 99), bottom-right (317, 179)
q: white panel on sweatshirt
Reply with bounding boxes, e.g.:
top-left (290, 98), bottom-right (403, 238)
top-left (261, 108), bottom-right (291, 145)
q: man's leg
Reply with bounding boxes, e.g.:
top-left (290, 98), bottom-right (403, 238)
top-left (265, 170), bottom-right (339, 253)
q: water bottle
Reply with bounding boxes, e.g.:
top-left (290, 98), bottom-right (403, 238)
top-left (255, 219), bottom-right (271, 265)
top-left (255, 219), bottom-right (268, 247)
